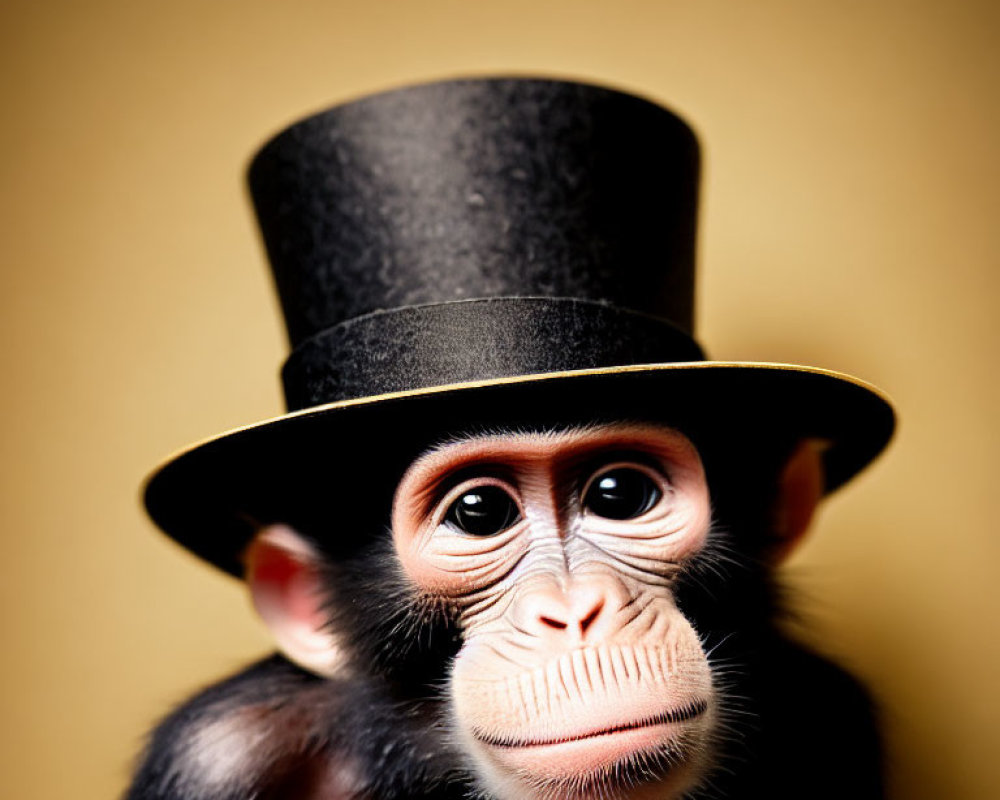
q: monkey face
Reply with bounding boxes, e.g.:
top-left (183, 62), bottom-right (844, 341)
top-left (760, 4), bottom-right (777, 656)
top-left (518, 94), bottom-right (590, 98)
top-left (392, 425), bottom-right (717, 800)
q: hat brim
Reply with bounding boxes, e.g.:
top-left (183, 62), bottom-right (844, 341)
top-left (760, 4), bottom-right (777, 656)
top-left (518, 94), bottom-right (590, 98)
top-left (144, 362), bottom-right (895, 577)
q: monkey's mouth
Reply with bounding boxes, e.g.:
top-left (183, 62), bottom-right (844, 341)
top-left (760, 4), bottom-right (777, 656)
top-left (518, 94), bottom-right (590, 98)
top-left (472, 697), bottom-right (709, 749)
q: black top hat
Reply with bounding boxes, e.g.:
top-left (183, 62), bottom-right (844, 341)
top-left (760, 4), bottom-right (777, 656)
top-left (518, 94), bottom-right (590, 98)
top-left (144, 77), bottom-right (894, 577)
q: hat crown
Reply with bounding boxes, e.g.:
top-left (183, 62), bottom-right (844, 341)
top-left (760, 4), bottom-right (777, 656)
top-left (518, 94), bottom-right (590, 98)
top-left (248, 78), bottom-right (701, 350)
top-left (145, 78), bottom-right (895, 575)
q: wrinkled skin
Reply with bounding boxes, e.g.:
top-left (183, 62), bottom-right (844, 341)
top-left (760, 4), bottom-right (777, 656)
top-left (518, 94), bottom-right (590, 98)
top-left (391, 426), bottom-right (716, 799)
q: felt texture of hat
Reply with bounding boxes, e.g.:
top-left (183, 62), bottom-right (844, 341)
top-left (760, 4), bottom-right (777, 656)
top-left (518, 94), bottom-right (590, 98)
top-left (143, 77), bottom-right (895, 577)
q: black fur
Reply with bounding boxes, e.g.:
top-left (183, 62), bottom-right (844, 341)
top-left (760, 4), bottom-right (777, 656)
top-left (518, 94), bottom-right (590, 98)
top-left (126, 657), bottom-right (465, 800)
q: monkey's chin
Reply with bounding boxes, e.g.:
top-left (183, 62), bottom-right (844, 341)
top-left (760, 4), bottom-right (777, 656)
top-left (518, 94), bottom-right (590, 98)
top-left (470, 701), bottom-right (712, 800)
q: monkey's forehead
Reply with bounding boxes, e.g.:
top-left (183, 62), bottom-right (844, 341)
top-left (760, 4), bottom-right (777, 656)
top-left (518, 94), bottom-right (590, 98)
top-left (424, 421), bottom-right (691, 452)
top-left (400, 422), bottom-right (702, 486)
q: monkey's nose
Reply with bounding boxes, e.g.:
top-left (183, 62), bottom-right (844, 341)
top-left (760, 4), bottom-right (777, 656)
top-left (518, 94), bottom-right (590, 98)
top-left (520, 583), bottom-right (617, 642)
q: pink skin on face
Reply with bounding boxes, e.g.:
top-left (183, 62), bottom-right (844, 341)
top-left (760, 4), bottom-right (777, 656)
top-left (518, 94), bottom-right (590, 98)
top-left (392, 424), bottom-right (717, 800)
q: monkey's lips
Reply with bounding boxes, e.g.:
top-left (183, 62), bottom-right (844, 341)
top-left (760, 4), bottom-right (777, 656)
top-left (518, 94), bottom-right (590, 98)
top-left (472, 698), bottom-right (710, 781)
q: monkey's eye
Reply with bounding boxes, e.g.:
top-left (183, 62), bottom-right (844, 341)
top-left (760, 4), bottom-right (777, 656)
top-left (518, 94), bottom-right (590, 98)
top-left (583, 467), bottom-right (662, 520)
top-left (444, 486), bottom-right (521, 536)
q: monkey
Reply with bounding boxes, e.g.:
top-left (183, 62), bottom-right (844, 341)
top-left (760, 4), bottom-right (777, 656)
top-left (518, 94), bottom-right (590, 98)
top-left (126, 419), bottom-right (885, 800)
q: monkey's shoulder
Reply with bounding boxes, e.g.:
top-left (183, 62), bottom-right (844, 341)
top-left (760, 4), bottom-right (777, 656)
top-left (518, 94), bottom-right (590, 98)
top-left (126, 656), bottom-right (461, 800)
top-left (125, 655), bottom-right (370, 800)
top-left (732, 637), bottom-right (886, 798)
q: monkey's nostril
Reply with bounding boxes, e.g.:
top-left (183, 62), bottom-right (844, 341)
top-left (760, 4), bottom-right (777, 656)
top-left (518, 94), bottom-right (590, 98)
top-left (540, 616), bottom-right (569, 630)
top-left (579, 602), bottom-right (604, 633)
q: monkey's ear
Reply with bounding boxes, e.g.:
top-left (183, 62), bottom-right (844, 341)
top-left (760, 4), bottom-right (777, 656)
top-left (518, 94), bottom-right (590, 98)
top-left (244, 525), bottom-right (344, 678)
top-left (770, 439), bottom-right (826, 563)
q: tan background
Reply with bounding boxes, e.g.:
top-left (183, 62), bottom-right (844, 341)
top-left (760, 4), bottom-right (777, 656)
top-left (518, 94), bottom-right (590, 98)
top-left (2, 1), bottom-right (997, 797)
